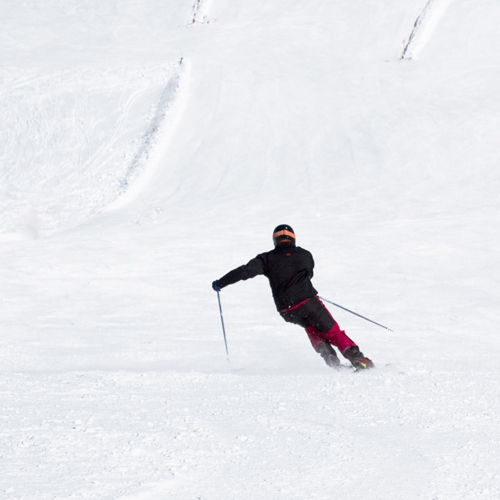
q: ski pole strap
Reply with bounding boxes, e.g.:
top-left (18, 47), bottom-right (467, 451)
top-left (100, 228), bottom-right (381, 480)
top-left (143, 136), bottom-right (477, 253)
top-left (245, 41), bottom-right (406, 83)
top-left (319, 296), bottom-right (393, 332)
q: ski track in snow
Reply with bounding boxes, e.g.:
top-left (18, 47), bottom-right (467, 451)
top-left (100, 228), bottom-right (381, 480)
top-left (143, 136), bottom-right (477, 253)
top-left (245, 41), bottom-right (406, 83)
top-left (108, 61), bottom-right (187, 211)
top-left (402, 0), bottom-right (454, 59)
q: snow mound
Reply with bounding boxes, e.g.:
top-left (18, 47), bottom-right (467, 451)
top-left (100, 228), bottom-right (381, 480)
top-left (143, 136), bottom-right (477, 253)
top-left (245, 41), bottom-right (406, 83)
top-left (0, 62), bottom-right (183, 239)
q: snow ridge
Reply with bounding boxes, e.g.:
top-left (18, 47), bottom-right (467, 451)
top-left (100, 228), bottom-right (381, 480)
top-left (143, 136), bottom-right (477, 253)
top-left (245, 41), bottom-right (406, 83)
top-left (117, 61), bottom-right (183, 200)
top-left (401, 0), bottom-right (453, 59)
top-left (0, 63), bottom-right (181, 239)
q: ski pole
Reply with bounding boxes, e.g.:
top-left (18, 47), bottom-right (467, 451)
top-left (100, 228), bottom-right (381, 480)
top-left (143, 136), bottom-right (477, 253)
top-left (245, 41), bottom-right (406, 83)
top-left (319, 296), bottom-right (393, 331)
top-left (216, 291), bottom-right (230, 362)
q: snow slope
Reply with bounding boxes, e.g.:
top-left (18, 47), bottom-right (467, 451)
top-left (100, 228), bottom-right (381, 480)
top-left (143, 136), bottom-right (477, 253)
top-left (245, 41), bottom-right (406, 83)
top-left (1, 0), bottom-right (500, 498)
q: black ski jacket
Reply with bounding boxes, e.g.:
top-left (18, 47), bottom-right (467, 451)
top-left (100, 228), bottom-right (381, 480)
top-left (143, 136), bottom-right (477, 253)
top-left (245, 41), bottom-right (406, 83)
top-left (217, 244), bottom-right (318, 311)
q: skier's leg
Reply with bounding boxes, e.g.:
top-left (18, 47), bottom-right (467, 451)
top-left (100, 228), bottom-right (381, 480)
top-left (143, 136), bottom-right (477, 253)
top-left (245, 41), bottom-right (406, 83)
top-left (281, 298), bottom-right (364, 368)
top-left (280, 302), bottom-right (339, 368)
top-left (316, 341), bottom-right (341, 368)
top-left (305, 327), bottom-right (340, 368)
top-left (319, 318), bottom-right (374, 368)
top-left (321, 320), bottom-right (357, 353)
top-left (307, 297), bottom-right (374, 368)
top-left (307, 297), bottom-right (357, 352)
top-left (305, 326), bottom-right (326, 350)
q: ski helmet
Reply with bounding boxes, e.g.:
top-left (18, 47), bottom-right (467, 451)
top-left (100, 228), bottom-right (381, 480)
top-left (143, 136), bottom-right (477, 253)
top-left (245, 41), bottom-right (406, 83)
top-left (273, 224), bottom-right (296, 247)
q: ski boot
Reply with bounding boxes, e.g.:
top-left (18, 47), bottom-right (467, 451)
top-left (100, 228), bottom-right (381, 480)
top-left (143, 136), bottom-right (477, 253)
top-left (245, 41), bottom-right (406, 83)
top-left (343, 346), bottom-right (374, 370)
top-left (317, 342), bottom-right (341, 369)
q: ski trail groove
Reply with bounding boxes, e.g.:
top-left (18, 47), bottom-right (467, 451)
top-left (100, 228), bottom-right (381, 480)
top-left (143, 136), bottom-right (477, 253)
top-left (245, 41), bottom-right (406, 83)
top-left (106, 59), bottom-right (188, 211)
top-left (401, 0), bottom-right (453, 60)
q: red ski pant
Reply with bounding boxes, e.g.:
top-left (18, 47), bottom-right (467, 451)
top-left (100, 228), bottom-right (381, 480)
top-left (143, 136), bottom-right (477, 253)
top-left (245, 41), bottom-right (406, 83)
top-left (280, 296), bottom-right (356, 354)
top-left (305, 322), bottom-right (356, 353)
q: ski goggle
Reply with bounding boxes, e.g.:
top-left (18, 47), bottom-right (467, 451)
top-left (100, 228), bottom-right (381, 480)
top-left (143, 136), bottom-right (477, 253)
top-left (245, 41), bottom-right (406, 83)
top-left (273, 229), bottom-right (296, 246)
top-left (273, 229), bottom-right (295, 240)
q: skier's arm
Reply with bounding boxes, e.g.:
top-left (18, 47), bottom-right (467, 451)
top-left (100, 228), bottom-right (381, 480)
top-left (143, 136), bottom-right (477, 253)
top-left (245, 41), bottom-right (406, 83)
top-left (306, 252), bottom-right (314, 279)
top-left (216, 256), bottom-right (265, 290)
top-left (309, 252), bottom-right (315, 279)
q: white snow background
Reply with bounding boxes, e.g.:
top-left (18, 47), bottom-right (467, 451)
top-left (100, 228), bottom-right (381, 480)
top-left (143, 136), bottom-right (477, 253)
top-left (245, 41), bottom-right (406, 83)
top-left (1, 0), bottom-right (500, 498)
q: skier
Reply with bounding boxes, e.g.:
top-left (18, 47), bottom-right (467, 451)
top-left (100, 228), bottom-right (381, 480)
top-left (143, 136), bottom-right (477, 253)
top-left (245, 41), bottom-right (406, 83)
top-left (212, 224), bottom-right (374, 370)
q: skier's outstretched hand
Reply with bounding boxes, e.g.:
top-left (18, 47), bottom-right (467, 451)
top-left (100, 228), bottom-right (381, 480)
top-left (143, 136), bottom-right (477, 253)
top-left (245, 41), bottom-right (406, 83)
top-left (212, 280), bottom-right (221, 292)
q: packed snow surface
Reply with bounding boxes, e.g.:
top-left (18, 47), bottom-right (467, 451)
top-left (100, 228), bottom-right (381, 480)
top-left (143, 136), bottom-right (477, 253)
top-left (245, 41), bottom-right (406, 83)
top-left (1, 0), bottom-right (500, 499)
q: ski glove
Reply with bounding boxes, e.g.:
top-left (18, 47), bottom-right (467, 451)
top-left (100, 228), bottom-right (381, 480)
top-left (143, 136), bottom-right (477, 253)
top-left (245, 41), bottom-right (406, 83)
top-left (212, 280), bottom-right (221, 292)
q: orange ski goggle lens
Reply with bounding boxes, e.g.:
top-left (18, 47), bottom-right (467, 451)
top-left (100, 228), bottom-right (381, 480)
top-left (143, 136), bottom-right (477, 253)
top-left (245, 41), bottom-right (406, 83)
top-left (273, 230), bottom-right (295, 240)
